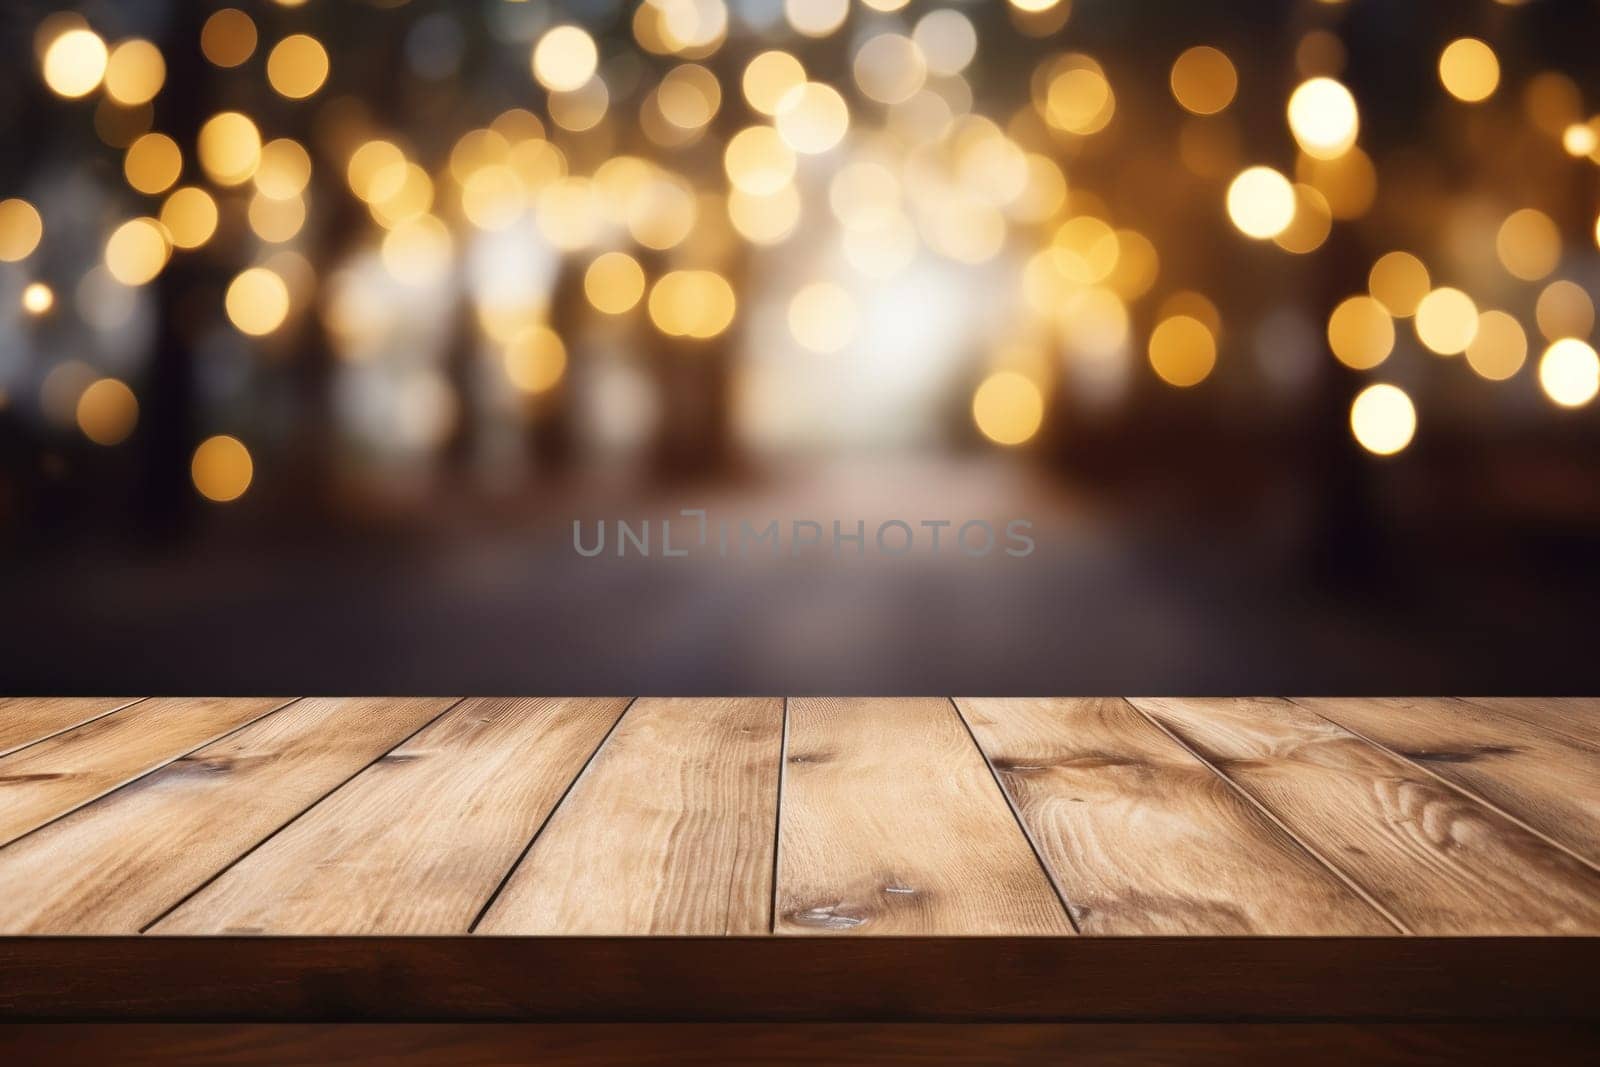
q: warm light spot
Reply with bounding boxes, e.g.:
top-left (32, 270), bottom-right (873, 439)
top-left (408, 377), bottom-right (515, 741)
top-left (724, 126), bottom-right (796, 195)
top-left (104, 39), bottom-right (165, 105)
top-left (1368, 251), bottom-right (1430, 317)
top-left (347, 140), bottom-right (406, 201)
top-left (1148, 315), bottom-right (1217, 387)
top-left (248, 192), bottom-right (305, 243)
top-left (1414, 288), bottom-right (1479, 355)
top-left (123, 132), bottom-right (182, 195)
top-left (1050, 216), bottom-right (1120, 284)
top-left (202, 9), bottom-right (257, 68)
top-left (776, 82), bottom-right (850, 154)
top-left (0, 199), bottom-right (45, 262)
top-left (225, 267), bottom-right (291, 336)
top-left (536, 177), bottom-right (602, 250)
top-left (549, 76), bottom-right (610, 132)
top-left (786, 0), bottom-right (850, 38)
top-left (381, 214), bottom-right (453, 286)
top-left (1327, 295), bottom-right (1394, 370)
top-left (198, 111), bottom-right (262, 186)
top-left (43, 28), bottom-right (108, 99)
top-left (22, 282), bottom-right (55, 315)
top-left (1295, 146), bottom-right (1376, 219)
top-left (1495, 208), bottom-right (1561, 282)
top-left (1562, 122), bottom-right (1599, 157)
top-left (913, 10), bottom-right (978, 76)
top-left (657, 64), bottom-right (722, 129)
top-left (1464, 310), bottom-right (1527, 381)
top-left (1226, 166), bottom-right (1295, 239)
top-left (1535, 280), bottom-right (1594, 342)
top-left (160, 187), bottom-right (218, 249)
top-left (854, 34), bottom-right (927, 105)
top-left (255, 139), bottom-right (313, 199)
top-left (1043, 56), bottom-right (1115, 135)
top-left (1350, 384), bottom-right (1416, 456)
top-left (1539, 338), bottom-right (1600, 408)
top-left (76, 378), bottom-right (139, 445)
top-left (584, 251), bottom-right (646, 315)
top-left (648, 270), bottom-right (737, 339)
top-left (728, 185), bottom-right (801, 245)
top-left (532, 25), bottom-right (598, 92)
top-left (104, 217), bottom-right (170, 286)
top-left (267, 34), bottom-right (329, 99)
top-left (1287, 77), bottom-right (1359, 159)
top-left (1439, 38), bottom-right (1499, 103)
top-left (1273, 183), bottom-right (1332, 255)
top-left (1159, 291), bottom-right (1222, 337)
top-left (1169, 45), bottom-right (1237, 116)
top-left (788, 282), bottom-right (857, 354)
top-left (191, 435), bottom-right (254, 503)
top-left (743, 51), bottom-right (806, 116)
top-left (504, 325), bottom-right (567, 394)
top-left (972, 371), bottom-right (1045, 446)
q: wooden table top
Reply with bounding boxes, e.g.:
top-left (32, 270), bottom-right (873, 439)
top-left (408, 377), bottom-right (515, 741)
top-left (0, 696), bottom-right (1595, 937)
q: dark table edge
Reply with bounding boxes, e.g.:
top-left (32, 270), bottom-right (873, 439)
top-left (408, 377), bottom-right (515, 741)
top-left (1, 936), bottom-right (1596, 1023)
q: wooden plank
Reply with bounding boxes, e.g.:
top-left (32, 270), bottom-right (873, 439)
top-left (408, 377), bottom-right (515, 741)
top-left (3, 936), bottom-right (1596, 1022)
top-left (1131, 698), bottom-right (1600, 934)
top-left (775, 697), bottom-right (1071, 935)
top-left (7, 1023), bottom-right (1598, 1067)
top-left (0, 697), bottom-right (456, 934)
top-left (153, 698), bottom-right (629, 935)
top-left (0, 698), bottom-right (142, 758)
top-left (1458, 698), bottom-right (1600, 750)
top-left (1296, 697), bottom-right (1600, 869)
top-left (0, 697), bottom-right (290, 848)
top-left (957, 698), bottom-right (1393, 934)
top-left (477, 697), bottom-right (783, 935)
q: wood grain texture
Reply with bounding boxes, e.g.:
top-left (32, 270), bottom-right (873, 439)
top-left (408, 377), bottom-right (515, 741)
top-left (958, 698), bottom-right (1392, 934)
top-left (1296, 697), bottom-right (1600, 868)
top-left (477, 697), bottom-right (783, 935)
top-left (0, 698), bottom-right (141, 758)
top-left (153, 698), bottom-right (629, 935)
top-left (0, 698), bottom-right (289, 848)
top-left (0, 698), bottom-right (454, 934)
top-left (7, 1023), bottom-right (1597, 1067)
top-left (1458, 698), bottom-right (1600, 750)
top-left (775, 697), bottom-right (1072, 935)
top-left (1132, 697), bottom-right (1600, 934)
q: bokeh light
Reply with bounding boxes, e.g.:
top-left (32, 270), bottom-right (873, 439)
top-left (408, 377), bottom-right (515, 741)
top-left (1350, 383), bottom-right (1416, 456)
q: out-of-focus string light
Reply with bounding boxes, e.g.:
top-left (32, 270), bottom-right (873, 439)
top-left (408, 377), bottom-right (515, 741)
top-left (1539, 338), bottom-right (1600, 408)
top-left (198, 111), bottom-right (262, 186)
top-left (776, 81), bottom-right (850, 154)
top-left (1350, 383), bottom-right (1416, 456)
top-left (1414, 287), bottom-right (1478, 355)
top-left (267, 34), bottom-right (330, 99)
top-left (1169, 45), bottom-right (1236, 115)
top-left (1535, 280), bottom-right (1594, 342)
top-left (532, 25), bottom-right (598, 92)
top-left (0, 199), bottom-right (44, 262)
top-left (226, 267), bottom-right (291, 336)
top-left (1464, 310), bottom-right (1527, 381)
top-left (104, 217), bottom-right (170, 285)
top-left (1287, 77), bottom-right (1359, 159)
top-left (42, 27), bottom-right (107, 98)
top-left (1495, 208), bottom-right (1561, 282)
top-left (160, 186), bottom-right (218, 249)
top-left (104, 39), bottom-right (165, 105)
top-left (505, 325), bottom-right (567, 394)
top-left (743, 50), bottom-right (806, 115)
top-left (201, 9), bottom-right (257, 68)
top-left (1148, 315), bottom-right (1217, 387)
top-left (649, 270), bottom-right (737, 339)
top-left (1368, 251), bottom-right (1430, 317)
top-left (191, 435), bottom-right (253, 503)
top-left (124, 132), bottom-right (182, 195)
top-left (788, 282), bottom-right (857, 354)
top-left (972, 371), bottom-right (1044, 446)
top-left (1439, 37), bottom-right (1499, 102)
top-left (585, 251), bottom-right (646, 315)
top-left (21, 282), bottom-right (55, 316)
top-left (76, 378), bottom-right (139, 445)
top-left (1226, 166), bottom-right (1295, 239)
top-left (1327, 295), bottom-right (1394, 369)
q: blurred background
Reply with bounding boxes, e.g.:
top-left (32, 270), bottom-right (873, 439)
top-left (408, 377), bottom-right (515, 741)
top-left (1, 0), bottom-right (1598, 694)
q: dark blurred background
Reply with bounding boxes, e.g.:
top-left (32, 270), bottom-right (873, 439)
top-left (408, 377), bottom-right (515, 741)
top-left (1, 0), bottom-right (1598, 695)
